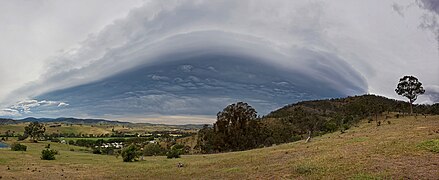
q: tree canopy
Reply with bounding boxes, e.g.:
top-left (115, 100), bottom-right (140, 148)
top-left (24, 122), bottom-right (46, 142)
top-left (196, 102), bottom-right (265, 153)
top-left (395, 75), bottom-right (425, 114)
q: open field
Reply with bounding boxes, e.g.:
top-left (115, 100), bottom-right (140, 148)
top-left (0, 115), bottom-right (438, 179)
top-left (0, 123), bottom-right (196, 136)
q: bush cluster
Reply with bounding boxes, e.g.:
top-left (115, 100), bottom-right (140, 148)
top-left (10, 143), bottom-right (27, 151)
top-left (166, 149), bottom-right (181, 159)
top-left (41, 149), bottom-right (58, 160)
top-left (121, 144), bottom-right (141, 162)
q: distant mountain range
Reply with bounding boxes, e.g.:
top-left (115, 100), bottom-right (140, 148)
top-left (0, 117), bottom-right (130, 125)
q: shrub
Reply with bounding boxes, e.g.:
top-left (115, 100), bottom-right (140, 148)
top-left (11, 143), bottom-right (27, 151)
top-left (291, 135), bottom-right (302, 142)
top-left (68, 140), bottom-right (75, 145)
top-left (143, 143), bottom-right (164, 156)
top-left (101, 147), bottom-right (115, 155)
top-left (171, 144), bottom-right (188, 155)
top-left (41, 149), bottom-right (58, 160)
top-left (166, 149), bottom-right (181, 159)
top-left (121, 144), bottom-right (141, 162)
top-left (92, 148), bottom-right (102, 154)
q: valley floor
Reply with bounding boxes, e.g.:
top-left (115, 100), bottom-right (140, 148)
top-left (0, 115), bottom-right (438, 179)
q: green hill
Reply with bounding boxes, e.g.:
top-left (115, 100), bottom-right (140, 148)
top-left (0, 115), bottom-right (438, 179)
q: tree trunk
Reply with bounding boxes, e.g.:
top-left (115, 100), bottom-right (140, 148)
top-left (305, 130), bottom-right (312, 143)
top-left (409, 100), bottom-right (413, 115)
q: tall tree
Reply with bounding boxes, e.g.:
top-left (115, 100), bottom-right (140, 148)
top-left (395, 75), bottom-right (425, 115)
top-left (24, 122), bottom-right (46, 142)
top-left (213, 102), bottom-right (258, 151)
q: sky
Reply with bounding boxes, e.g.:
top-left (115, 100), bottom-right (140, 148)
top-left (0, 0), bottom-right (438, 124)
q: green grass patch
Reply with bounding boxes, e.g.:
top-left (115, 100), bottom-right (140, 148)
top-left (417, 139), bottom-right (439, 153)
top-left (295, 164), bottom-right (318, 175)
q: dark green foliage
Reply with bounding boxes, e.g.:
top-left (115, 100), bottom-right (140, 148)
top-left (171, 144), bottom-right (189, 155)
top-left (143, 143), bottom-right (165, 156)
top-left (17, 135), bottom-right (28, 141)
top-left (68, 140), bottom-right (75, 145)
top-left (395, 75), bottom-right (425, 114)
top-left (41, 149), bottom-right (58, 160)
top-left (74, 139), bottom-right (97, 147)
top-left (166, 149), bottom-right (181, 159)
top-left (100, 147), bottom-right (115, 155)
top-left (121, 144), bottom-right (141, 162)
top-left (24, 122), bottom-right (46, 142)
top-left (196, 102), bottom-right (266, 153)
top-left (10, 143), bottom-right (27, 151)
top-left (197, 95), bottom-right (439, 154)
top-left (283, 107), bottom-right (326, 142)
top-left (92, 148), bottom-right (102, 154)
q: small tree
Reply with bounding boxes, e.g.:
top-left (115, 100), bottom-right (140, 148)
top-left (395, 75), bottom-right (425, 115)
top-left (120, 144), bottom-right (141, 162)
top-left (24, 122), bottom-right (46, 142)
top-left (41, 149), bottom-right (58, 160)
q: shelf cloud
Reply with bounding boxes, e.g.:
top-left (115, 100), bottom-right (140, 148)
top-left (0, 0), bottom-right (437, 123)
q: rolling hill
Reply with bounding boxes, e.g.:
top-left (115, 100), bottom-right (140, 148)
top-left (0, 115), bottom-right (438, 179)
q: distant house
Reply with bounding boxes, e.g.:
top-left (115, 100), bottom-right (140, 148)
top-left (96, 142), bottom-right (124, 149)
top-left (170, 134), bottom-right (182, 137)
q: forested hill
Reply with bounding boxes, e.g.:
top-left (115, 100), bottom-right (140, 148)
top-left (266, 94), bottom-right (439, 119)
top-left (0, 118), bottom-right (16, 125)
top-left (193, 94), bottom-right (439, 153)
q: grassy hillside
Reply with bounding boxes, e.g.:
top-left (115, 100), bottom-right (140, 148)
top-left (0, 115), bottom-right (438, 179)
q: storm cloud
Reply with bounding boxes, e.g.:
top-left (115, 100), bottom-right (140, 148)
top-left (0, 0), bottom-right (438, 123)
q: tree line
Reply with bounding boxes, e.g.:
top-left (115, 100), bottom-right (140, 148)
top-left (195, 76), bottom-right (437, 153)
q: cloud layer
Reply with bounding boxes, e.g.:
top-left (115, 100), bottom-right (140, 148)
top-left (1, 0), bottom-right (438, 122)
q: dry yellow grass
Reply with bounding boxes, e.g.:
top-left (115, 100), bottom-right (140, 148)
top-left (0, 115), bottom-right (438, 179)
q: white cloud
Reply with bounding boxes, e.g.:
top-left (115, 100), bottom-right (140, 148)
top-left (0, 108), bottom-right (20, 117)
top-left (6, 99), bottom-right (69, 115)
top-left (58, 102), bottom-right (70, 107)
